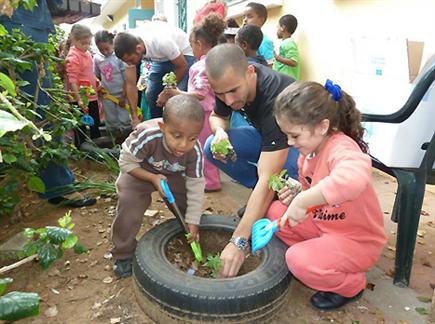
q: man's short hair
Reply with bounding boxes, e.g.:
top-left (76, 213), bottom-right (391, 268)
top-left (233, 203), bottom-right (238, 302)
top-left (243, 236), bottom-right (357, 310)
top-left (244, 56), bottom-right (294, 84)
top-left (236, 24), bottom-right (263, 51)
top-left (163, 95), bottom-right (204, 125)
top-left (205, 44), bottom-right (248, 81)
top-left (114, 32), bottom-right (139, 59)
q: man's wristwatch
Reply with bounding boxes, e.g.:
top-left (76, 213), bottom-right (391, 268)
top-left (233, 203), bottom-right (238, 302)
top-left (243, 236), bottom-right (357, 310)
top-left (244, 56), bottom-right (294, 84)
top-left (229, 236), bottom-right (250, 251)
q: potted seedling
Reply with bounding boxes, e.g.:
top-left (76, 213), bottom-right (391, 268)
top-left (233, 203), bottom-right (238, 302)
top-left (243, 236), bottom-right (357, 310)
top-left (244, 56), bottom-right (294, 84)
top-left (268, 169), bottom-right (302, 196)
top-left (204, 253), bottom-right (222, 278)
top-left (162, 71), bottom-right (177, 89)
top-left (211, 139), bottom-right (237, 161)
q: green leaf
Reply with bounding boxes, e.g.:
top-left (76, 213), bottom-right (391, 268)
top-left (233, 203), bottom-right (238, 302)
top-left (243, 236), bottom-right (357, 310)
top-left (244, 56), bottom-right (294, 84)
top-left (415, 307), bottom-right (429, 315)
top-left (73, 243), bottom-right (88, 254)
top-left (23, 228), bottom-right (35, 239)
top-left (2, 154), bottom-right (17, 164)
top-left (0, 72), bottom-right (16, 96)
top-left (0, 110), bottom-right (29, 138)
top-left (211, 139), bottom-right (231, 155)
top-left (62, 234), bottom-right (78, 249)
top-left (46, 226), bottom-right (71, 245)
top-left (26, 176), bottom-right (45, 193)
top-left (38, 243), bottom-right (63, 270)
top-left (0, 25), bottom-right (8, 37)
top-left (58, 211), bottom-right (72, 228)
top-left (0, 291), bottom-right (39, 321)
top-left (0, 278), bottom-right (13, 296)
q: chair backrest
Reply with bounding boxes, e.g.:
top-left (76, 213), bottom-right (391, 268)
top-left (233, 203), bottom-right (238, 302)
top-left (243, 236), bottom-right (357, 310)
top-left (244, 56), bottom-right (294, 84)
top-left (362, 55), bottom-right (435, 169)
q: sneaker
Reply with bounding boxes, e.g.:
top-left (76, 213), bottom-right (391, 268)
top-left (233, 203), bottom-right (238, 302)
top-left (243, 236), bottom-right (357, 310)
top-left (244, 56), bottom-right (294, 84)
top-left (113, 258), bottom-right (133, 278)
top-left (237, 204), bottom-right (247, 218)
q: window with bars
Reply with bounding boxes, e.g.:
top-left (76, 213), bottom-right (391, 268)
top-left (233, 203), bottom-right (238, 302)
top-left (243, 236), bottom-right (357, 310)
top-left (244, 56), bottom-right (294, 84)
top-left (178, 0), bottom-right (187, 32)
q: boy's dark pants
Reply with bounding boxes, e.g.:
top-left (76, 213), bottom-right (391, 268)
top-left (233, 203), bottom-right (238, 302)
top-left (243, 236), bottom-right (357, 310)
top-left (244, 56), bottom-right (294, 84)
top-left (111, 172), bottom-right (187, 260)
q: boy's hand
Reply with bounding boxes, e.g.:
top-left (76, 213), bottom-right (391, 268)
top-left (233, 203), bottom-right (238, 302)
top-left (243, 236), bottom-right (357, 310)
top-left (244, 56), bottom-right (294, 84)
top-left (151, 174), bottom-right (167, 197)
top-left (274, 51), bottom-right (280, 60)
top-left (187, 224), bottom-right (200, 243)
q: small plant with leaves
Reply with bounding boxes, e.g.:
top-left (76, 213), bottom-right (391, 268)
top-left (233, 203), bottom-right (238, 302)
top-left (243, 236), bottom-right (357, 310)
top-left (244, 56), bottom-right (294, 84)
top-left (268, 169), bottom-right (288, 192)
top-left (204, 253), bottom-right (222, 278)
top-left (268, 169), bottom-right (302, 196)
top-left (78, 85), bottom-right (96, 107)
top-left (0, 278), bottom-right (39, 322)
top-left (162, 72), bottom-right (177, 89)
top-left (210, 139), bottom-right (237, 161)
top-left (18, 211), bottom-right (87, 270)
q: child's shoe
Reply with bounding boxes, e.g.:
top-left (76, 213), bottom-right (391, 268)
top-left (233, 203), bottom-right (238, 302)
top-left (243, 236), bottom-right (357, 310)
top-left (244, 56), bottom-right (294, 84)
top-left (310, 290), bottom-right (364, 310)
top-left (113, 258), bottom-right (133, 278)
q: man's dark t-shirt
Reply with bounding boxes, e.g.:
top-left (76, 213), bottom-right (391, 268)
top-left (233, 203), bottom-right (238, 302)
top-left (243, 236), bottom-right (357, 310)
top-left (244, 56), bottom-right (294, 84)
top-left (214, 63), bottom-right (295, 152)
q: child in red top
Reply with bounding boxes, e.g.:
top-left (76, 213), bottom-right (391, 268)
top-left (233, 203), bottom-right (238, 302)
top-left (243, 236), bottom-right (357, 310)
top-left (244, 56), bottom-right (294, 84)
top-left (65, 24), bottom-right (100, 148)
top-left (267, 80), bottom-right (387, 310)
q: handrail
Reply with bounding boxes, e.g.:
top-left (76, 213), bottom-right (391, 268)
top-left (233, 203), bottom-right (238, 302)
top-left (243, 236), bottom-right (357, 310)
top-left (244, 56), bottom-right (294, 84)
top-left (362, 62), bottom-right (435, 123)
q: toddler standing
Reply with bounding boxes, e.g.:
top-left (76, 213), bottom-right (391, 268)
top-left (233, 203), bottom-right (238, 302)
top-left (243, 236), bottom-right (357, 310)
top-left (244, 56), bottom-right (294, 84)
top-left (65, 24), bottom-right (100, 147)
top-left (273, 14), bottom-right (300, 80)
top-left (94, 30), bottom-right (132, 139)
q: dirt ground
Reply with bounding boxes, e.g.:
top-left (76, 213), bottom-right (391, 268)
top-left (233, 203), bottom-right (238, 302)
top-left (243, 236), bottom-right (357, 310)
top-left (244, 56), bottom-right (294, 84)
top-left (0, 161), bottom-right (434, 324)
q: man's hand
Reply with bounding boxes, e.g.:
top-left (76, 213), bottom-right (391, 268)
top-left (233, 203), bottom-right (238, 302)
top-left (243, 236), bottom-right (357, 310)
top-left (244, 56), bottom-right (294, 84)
top-left (156, 88), bottom-right (179, 107)
top-left (211, 127), bottom-right (231, 164)
top-left (218, 242), bottom-right (245, 277)
top-left (187, 224), bottom-right (200, 243)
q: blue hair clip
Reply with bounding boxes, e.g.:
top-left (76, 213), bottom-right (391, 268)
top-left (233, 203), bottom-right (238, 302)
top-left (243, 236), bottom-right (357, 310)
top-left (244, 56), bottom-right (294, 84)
top-left (324, 79), bottom-right (342, 102)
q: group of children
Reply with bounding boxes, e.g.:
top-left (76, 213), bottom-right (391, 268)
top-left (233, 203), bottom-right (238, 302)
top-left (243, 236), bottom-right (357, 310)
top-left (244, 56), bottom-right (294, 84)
top-left (61, 24), bottom-right (132, 148)
top-left (56, 1), bottom-right (387, 311)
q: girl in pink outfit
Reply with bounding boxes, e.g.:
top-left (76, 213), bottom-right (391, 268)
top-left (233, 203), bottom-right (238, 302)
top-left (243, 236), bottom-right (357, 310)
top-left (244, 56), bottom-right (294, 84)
top-left (267, 80), bottom-right (387, 310)
top-left (157, 14), bottom-right (225, 191)
top-left (65, 24), bottom-right (100, 148)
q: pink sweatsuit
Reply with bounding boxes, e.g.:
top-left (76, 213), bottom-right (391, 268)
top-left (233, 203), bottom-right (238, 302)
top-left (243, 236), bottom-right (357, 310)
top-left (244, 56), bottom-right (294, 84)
top-left (267, 133), bottom-right (386, 297)
top-left (188, 55), bottom-right (221, 191)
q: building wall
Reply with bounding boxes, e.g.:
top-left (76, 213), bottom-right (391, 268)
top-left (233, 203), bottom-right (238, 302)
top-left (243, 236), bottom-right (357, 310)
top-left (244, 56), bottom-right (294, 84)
top-left (186, 1), bottom-right (434, 82)
top-left (263, 0), bottom-right (434, 83)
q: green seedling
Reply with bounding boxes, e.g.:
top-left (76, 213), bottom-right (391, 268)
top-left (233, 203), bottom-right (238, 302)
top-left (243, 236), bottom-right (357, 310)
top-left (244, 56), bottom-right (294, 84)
top-left (162, 72), bottom-right (177, 89)
top-left (211, 139), bottom-right (237, 161)
top-left (204, 253), bottom-right (222, 278)
top-left (268, 169), bottom-right (288, 192)
top-left (78, 85), bottom-right (96, 106)
top-left (268, 169), bottom-right (302, 196)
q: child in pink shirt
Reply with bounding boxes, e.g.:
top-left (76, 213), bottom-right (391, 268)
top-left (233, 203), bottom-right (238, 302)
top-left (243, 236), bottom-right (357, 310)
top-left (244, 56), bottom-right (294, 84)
top-left (157, 14), bottom-right (225, 191)
top-left (267, 80), bottom-right (387, 310)
top-left (65, 24), bottom-right (100, 148)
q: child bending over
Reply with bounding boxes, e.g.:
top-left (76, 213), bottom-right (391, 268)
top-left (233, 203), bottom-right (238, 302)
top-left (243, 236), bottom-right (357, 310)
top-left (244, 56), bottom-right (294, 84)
top-left (267, 80), bottom-right (386, 310)
top-left (111, 95), bottom-right (205, 278)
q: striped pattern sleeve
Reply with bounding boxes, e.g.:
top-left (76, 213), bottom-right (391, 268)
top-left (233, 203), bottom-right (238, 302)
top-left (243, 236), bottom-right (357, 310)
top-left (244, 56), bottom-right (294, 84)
top-left (125, 126), bottom-right (161, 161)
top-left (185, 141), bottom-right (204, 178)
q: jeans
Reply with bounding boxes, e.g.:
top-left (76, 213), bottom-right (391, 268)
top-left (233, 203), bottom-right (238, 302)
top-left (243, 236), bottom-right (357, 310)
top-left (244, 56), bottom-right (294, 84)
top-left (204, 126), bottom-right (299, 188)
top-left (146, 55), bottom-right (196, 118)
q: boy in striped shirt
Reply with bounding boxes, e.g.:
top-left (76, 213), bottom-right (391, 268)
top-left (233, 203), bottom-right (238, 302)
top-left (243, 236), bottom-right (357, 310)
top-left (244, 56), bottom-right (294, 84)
top-left (111, 95), bottom-right (205, 278)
